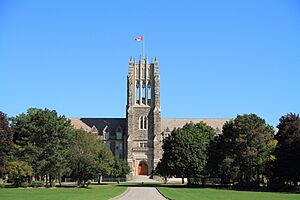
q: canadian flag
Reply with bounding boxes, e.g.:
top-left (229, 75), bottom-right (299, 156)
top-left (135, 36), bottom-right (144, 41)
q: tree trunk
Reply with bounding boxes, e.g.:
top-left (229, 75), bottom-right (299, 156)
top-left (59, 177), bottom-right (62, 187)
top-left (98, 175), bottom-right (102, 184)
top-left (45, 174), bottom-right (48, 187)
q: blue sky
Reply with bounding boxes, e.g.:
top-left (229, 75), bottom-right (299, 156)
top-left (1, 0), bottom-right (300, 126)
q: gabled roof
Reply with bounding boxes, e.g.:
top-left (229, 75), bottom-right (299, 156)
top-left (69, 118), bottom-right (126, 135)
top-left (161, 118), bottom-right (229, 132)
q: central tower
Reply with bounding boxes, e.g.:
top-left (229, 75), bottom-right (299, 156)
top-left (126, 57), bottom-right (162, 177)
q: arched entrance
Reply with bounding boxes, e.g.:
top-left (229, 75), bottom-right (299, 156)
top-left (137, 160), bottom-right (148, 175)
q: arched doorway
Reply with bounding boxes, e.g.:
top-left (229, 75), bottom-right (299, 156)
top-left (138, 160), bottom-right (148, 175)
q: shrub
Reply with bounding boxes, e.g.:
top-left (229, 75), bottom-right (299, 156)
top-left (0, 183), bottom-right (5, 188)
top-left (31, 181), bottom-right (44, 187)
top-left (20, 182), bottom-right (29, 188)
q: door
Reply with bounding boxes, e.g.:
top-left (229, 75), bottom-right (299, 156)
top-left (137, 160), bottom-right (148, 175)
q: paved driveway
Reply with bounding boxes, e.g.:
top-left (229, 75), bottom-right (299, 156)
top-left (113, 187), bottom-right (166, 200)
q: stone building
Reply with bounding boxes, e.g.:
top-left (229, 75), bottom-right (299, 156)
top-left (70, 57), bottom-right (228, 178)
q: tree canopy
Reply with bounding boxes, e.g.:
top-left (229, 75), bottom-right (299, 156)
top-left (0, 111), bottom-right (13, 179)
top-left (11, 108), bottom-right (74, 185)
top-left (68, 128), bottom-right (116, 186)
top-left (209, 114), bottom-right (275, 188)
top-left (156, 122), bottom-right (215, 185)
top-left (274, 113), bottom-right (300, 186)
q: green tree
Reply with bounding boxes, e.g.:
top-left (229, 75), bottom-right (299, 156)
top-left (155, 157), bottom-right (172, 184)
top-left (7, 160), bottom-right (32, 187)
top-left (68, 129), bottom-right (115, 187)
top-left (0, 111), bottom-right (13, 180)
top-left (213, 114), bottom-right (275, 188)
top-left (156, 122), bottom-right (215, 185)
top-left (111, 159), bottom-right (130, 184)
top-left (11, 108), bottom-right (74, 185)
top-left (274, 113), bottom-right (300, 186)
top-left (96, 141), bottom-right (115, 184)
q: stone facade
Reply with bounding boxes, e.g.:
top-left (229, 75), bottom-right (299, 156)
top-left (126, 57), bottom-right (162, 177)
top-left (70, 57), bottom-right (229, 178)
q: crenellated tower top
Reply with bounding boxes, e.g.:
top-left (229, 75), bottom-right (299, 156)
top-left (127, 57), bottom-right (160, 108)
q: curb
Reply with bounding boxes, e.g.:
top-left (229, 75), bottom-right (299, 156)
top-left (156, 187), bottom-right (174, 200)
top-left (109, 187), bottom-right (130, 200)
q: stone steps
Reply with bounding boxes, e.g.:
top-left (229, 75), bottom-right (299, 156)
top-left (129, 175), bottom-right (158, 182)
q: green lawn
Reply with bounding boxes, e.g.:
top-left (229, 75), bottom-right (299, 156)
top-left (158, 187), bottom-right (300, 200)
top-left (0, 185), bottom-right (126, 200)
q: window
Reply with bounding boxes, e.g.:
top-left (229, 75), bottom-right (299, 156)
top-left (144, 117), bottom-right (147, 129)
top-left (139, 116), bottom-right (148, 130)
top-left (140, 117), bottom-right (143, 129)
top-left (163, 132), bottom-right (170, 139)
top-left (142, 81), bottom-right (146, 104)
top-left (139, 142), bottom-right (148, 148)
top-left (136, 81), bottom-right (140, 104)
top-left (147, 82), bottom-right (151, 105)
top-left (103, 126), bottom-right (109, 140)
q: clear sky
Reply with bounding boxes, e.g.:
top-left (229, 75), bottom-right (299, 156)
top-left (1, 0), bottom-right (300, 127)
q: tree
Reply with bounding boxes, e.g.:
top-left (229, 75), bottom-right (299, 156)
top-left (11, 108), bottom-right (74, 185)
top-left (7, 160), bottom-right (32, 187)
top-left (68, 129), bottom-right (115, 187)
top-left (155, 157), bottom-right (172, 184)
top-left (0, 111), bottom-right (13, 180)
top-left (156, 122), bottom-right (215, 185)
top-left (274, 113), bottom-right (300, 186)
top-left (95, 140), bottom-right (115, 184)
top-left (212, 114), bottom-right (275, 188)
top-left (111, 159), bottom-right (130, 184)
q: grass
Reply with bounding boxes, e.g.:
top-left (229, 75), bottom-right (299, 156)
top-left (158, 187), bottom-right (300, 200)
top-left (0, 184), bottom-right (126, 200)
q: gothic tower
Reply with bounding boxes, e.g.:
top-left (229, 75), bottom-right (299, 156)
top-left (126, 56), bottom-right (162, 177)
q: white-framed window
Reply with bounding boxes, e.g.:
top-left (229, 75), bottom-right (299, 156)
top-left (139, 116), bottom-right (148, 130)
top-left (103, 126), bottom-right (109, 140)
top-left (163, 131), bottom-right (170, 139)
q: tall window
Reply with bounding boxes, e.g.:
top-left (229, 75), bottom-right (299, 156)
top-left (139, 116), bottom-right (148, 130)
top-left (140, 117), bottom-right (143, 129)
top-left (147, 82), bottom-right (151, 105)
top-left (142, 81), bottom-right (146, 104)
top-left (136, 81), bottom-right (140, 104)
top-left (144, 117), bottom-right (147, 129)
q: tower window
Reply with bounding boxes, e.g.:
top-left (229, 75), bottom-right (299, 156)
top-left (140, 117), bottom-right (143, 129)
top-left (142, 81), bottom-right (146, 104)
top-left (144, 117), bottom-right (147, 129)
top-left (139, 142), bottom-right (148, 148)
top-left (136, 81), bottom-right (140, 104)
top-left (147, 82), bottom-right (151, 105)
top-left (139, 116), bottom-right (148, 130)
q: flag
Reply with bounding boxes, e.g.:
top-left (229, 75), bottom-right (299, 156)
top-left (135, 36), bottom-right (144, 41)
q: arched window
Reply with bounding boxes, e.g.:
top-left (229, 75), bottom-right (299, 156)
top-left (147, 82), bottom-right (151, 105)
top-left (144, 117), bottom-right (148, 129)
top-left (142, 81), bottom-right (146, 104)
top-left (140, 117), bottom-right (143, 129)
top-left (136, 81), bottom-right (140, 104)
top-left (103, 126), bottom-right (110, 140)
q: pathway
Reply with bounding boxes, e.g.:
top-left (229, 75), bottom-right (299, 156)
top-left (113, 187), bottom-right (166, 200)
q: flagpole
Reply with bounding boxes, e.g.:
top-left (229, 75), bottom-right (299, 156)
top-left (142, 37), bottom-right (145, 59)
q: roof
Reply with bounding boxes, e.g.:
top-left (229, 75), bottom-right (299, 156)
top-left (69, 118), bottom-right (127, 134)
top-left (161, 118), bottom-right (229, 132)
top-left (70, 117), bottom-right (229, 134)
